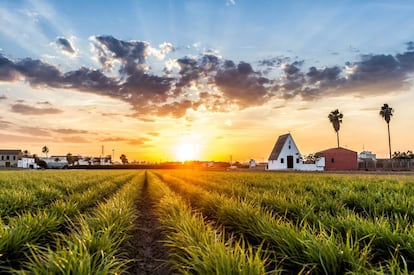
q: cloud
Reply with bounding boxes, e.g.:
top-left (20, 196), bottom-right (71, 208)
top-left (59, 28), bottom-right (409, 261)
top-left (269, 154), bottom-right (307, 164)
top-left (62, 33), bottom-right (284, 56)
top-left (214, 61), bottom-right (270, 107)
top-left (0, 54), bottom-right (19, 81)
top-left (55, 37), bottom-right (76, 55)
top-left (146, 131), bottom-right (160, 136)
top-left (19, 126), bottom-right (50, 136)
top-left (60, 136), bottom-right (89, 143)
top-left (128, 137), bottom-right (150, 145)
top-left (100, 137), bottom-right (128, 142)
top-left (51, 128), bottom-right (90, 134)
top-left (91, 35), bottom-right (150, 74)
top-left (2, 36), bottom-right (414, 119)
top-left (14, 58), bottom-right (62, 87)
top-left (0, 119), bottom-right (11, 128)
top-left (10, 103), bottom-right (63, 115)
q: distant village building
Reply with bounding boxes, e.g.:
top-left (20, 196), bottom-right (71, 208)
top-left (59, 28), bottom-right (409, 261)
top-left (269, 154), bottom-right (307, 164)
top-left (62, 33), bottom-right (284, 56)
top-left (0, 149), bottom-right (22, 168)
top-left (316, 147), bottom-right (358, 171)
top-left (42, 156), bottom-right (68, 169)
top-left (249, 159), bottom-right (256, 168)
top-left (267, 134), bottom-right (324, 171)
top-left (18, 157), bottom-right (39, 169)
top-left (359, 151), bottom-right (377, 161)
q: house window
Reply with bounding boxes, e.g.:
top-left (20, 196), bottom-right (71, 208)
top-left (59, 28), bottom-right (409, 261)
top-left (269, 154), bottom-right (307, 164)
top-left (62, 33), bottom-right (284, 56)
top-left (1, 156), bottom-right (3, 160)
top-left (331, 158), bottom-right (335, 163)
top-left (280, 158), bottom-right (284, 163)
top-left (13, 156), bottom-right (16, 160)
top-left (288, 145), bottom-right (291, 149)
top-left (6, 156), bottom-right (9, 160)
top-left (296, 158), bottom-right (299, 164)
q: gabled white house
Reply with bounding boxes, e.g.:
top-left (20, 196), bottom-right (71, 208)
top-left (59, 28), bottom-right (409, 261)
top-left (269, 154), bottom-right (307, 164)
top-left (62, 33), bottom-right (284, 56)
top-left (267, 133), bottom-right (324, 171)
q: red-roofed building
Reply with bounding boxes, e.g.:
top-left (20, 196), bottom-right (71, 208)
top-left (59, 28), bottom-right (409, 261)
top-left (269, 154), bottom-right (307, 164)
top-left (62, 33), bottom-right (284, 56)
top-left (316, 147), bottom-right (358, 171)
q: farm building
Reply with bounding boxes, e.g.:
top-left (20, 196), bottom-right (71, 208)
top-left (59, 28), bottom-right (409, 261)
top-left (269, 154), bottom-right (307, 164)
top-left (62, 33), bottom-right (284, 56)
top-left (267, 133), bottom-right (324, 171)
top-left (316, 147), bottom-right (358, 171)
top-left (0, 149), bottom-right (22, 168)
top-left (18, 157), bottom-right (39, 169)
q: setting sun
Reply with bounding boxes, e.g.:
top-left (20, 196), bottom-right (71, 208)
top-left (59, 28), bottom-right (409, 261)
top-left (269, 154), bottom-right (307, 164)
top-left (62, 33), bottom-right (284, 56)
top-left (175, 143), bottom-right (198, 162)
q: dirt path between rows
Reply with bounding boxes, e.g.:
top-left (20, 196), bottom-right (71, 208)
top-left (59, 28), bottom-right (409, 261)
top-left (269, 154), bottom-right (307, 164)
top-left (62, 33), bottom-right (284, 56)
top-left (124, 177), bottom-right (174, 274)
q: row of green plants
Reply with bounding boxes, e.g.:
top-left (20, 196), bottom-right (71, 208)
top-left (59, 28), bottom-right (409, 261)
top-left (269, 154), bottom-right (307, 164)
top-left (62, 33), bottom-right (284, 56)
top-left (157, 170), bottom-right (414, 274)
top-left (0, 171), bottom-right (137, 272)
top-left (146, 172), bottom-right (269, 274)
top-left (19, 172), bottom-right (146, 274)
top-left (169, 171), bottom-right (414, 224)
top-left (0, 171), bottom-right (127, 218)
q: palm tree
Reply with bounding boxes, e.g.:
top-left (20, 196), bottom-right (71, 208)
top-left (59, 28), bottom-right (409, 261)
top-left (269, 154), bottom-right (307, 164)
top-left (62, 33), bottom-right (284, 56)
top-left (328, 109), bottom-right (343, 148)
top-left (380, 103), bottom-right (394, 159)
top-left (42, 145), bottom-right (49, 157)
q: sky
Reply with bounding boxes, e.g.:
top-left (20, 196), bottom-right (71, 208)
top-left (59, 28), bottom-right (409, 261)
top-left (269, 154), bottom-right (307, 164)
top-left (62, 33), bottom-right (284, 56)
top-left (1, 0), bottom-right (414, 162)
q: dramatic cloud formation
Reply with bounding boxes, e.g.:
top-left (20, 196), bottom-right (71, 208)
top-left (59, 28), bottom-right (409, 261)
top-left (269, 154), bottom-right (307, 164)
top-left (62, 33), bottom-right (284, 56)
top-left (55, 37), bottom-right (76, 55)
top-left (1, 36), bottom-right (414, 119)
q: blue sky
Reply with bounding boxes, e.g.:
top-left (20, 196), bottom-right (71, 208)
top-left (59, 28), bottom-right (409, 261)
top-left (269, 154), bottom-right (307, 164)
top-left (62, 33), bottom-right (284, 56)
top-left (0, 0), bottom-right (413, 161)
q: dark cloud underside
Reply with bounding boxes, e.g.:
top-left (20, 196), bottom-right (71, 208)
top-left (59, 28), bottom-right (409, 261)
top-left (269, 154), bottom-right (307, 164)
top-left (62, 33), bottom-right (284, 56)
top-left (56, 37), bottom-right (76, 54)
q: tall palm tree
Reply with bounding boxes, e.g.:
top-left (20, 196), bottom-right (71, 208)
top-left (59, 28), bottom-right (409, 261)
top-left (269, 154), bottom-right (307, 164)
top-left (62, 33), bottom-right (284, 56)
top-left (380, 103), bottom-right (394, 159)
top-left (42, 145), bottom-right (49, 158)
top-left (328, 109), bottom-right (343, 148)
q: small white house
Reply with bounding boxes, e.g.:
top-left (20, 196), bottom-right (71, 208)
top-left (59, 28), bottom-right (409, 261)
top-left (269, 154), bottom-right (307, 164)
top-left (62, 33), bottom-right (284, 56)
top-left (18, 157), bottom-right (39, 169)
top-left (267, 133), bottom-right (324, 171)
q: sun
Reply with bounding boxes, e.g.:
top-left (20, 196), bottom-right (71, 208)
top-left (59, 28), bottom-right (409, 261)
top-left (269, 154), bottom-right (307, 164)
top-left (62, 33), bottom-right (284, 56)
top-left (175, 143), bottom-right (198, 162)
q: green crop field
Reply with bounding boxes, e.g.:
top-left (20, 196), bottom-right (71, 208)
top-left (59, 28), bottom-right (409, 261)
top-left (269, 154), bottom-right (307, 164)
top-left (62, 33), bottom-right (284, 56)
top-left (1, 170), bottom-right (414, 274)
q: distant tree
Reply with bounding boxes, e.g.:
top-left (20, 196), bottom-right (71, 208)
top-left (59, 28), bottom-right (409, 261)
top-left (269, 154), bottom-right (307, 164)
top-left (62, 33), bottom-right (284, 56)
top-left (42, 145), bottom-right (49, 157)
top-left (380, 103), bottom-right (394, 159)
top-left (328, 109), bottom-right (343, 148)
top-left (392, 150), bottom-right (414, 160)
top-left (120, 154), bottom-right (128, 165)
top-left (34, 155), bottom-right (48, 169)
top-left (66, 153), bottom-right (74, 166)
top-left (22, 150), bottom-right (30, 157)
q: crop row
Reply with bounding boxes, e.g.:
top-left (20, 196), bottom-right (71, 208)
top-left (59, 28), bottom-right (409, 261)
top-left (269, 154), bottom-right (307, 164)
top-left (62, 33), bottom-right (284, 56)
top-left (156, 171), bottom-right (414, 274)
top-left (0, 171), bottom-right (137, 272)
top-left (21, 172), bottom-right (146, 274)
top-left (146, 171), bottom-right (269, 274)
top-left (0, 170), bottom-right (128, 217)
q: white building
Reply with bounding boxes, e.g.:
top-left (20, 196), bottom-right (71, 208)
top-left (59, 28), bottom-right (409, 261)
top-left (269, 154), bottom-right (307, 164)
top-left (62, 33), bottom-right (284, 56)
top-left (42, 156), bottom-right (68, 168)
top-left (267, 133), bottom-right (324, 171)
top-left (359, 151), bottom-right (376, 161)
top-left (18, 157), bottom-right (39, 169)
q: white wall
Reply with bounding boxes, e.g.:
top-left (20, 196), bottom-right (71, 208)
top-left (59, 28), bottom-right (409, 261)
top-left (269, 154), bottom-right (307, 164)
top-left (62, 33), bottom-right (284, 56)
top-left (18, 158), bottom-right (39, 169)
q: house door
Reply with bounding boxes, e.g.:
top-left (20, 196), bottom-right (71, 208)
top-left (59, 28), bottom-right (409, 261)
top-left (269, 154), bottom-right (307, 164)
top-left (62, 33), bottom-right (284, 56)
top-left (287, 156), bottom-right (294, 169)
top-left (5, 162), bottom-right (10, 168)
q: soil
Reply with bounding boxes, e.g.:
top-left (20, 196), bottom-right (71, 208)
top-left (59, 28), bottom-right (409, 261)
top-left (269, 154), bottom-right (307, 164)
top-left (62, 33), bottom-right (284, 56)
top-left (124, 178), bottom-right (175, 274)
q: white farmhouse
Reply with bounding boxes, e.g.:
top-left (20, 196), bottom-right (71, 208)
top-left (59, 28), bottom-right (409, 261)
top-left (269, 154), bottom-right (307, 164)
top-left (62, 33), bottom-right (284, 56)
top-left (267, 133), bottom-right (324, 171)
